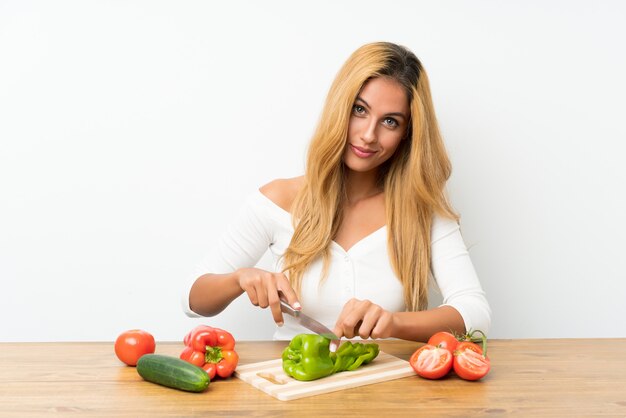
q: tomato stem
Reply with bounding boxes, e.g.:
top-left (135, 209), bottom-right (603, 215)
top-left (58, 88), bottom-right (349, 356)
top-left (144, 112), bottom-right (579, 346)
top-left (468, 329), bottom-right (488, 358)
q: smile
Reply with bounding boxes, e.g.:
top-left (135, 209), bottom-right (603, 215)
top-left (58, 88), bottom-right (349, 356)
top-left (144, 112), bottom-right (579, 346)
top-left (350, 144), bottom-right (377, 158)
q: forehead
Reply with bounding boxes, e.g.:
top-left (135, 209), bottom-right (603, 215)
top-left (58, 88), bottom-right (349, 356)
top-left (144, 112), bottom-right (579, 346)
top-left (357, 77), bottom-right (409, 115)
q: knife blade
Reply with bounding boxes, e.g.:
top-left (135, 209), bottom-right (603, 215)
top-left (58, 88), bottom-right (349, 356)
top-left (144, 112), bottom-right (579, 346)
top-left (280, 300), bottom-right (340, 351)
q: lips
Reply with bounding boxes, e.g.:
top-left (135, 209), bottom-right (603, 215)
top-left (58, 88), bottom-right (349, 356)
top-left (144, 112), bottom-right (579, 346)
top-left (350, 144), bottom-right (377, 158)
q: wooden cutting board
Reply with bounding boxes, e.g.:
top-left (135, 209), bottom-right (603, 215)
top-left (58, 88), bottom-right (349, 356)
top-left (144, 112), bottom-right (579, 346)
top-left (235, 351), bottom-right (415, 401)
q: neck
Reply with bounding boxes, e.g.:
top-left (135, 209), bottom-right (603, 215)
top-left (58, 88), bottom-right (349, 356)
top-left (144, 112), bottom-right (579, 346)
top-left (344, 169), bottom-right (382, 204)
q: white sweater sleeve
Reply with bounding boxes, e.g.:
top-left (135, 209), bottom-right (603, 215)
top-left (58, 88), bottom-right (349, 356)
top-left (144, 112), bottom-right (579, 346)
top-left (181, 191), bottom-right (275, 317)
top-left (430, 215), bottom-right (492, 334)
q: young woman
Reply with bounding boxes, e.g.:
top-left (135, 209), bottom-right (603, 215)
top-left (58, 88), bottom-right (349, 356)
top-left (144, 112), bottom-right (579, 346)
top-left (182, 42), bottom-right (491, 342)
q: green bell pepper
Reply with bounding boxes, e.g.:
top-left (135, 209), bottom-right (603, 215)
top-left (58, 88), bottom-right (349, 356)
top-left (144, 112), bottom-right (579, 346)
top-left (282, 334), bottom-right (335, 381)
top-left (282, 334), bottom-right (380, 381)
top-left (331, 340), bottom-right (380, 373)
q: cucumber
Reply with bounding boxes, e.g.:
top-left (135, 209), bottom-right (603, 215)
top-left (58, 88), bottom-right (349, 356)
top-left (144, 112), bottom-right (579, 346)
top-left (136, 354), bottom-right (210, 392)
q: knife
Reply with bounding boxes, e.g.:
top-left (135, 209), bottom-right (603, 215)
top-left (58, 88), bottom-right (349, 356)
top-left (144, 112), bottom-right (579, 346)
top-left (279, 300), bottom-right (340, 352)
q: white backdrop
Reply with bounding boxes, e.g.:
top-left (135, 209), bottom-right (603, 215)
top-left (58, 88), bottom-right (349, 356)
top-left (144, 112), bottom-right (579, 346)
top-left (1, 0), bottom-right (625, 342)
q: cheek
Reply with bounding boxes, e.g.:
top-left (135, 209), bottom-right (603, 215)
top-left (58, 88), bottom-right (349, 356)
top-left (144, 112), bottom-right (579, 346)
top-left (347, 123), bottom-right (355, 139)
top-left (380, 133), bottom-right (404, 155)
top-left (348, 116), bottom-right (367, 137)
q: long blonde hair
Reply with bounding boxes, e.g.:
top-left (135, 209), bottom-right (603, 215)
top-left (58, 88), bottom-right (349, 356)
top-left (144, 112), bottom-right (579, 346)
top-left (282, 42), bottom-right (457, 311)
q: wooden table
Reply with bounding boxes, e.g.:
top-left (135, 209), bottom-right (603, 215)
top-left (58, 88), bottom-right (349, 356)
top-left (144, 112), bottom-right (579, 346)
top-left (1, 339), bottom-right (625, 417)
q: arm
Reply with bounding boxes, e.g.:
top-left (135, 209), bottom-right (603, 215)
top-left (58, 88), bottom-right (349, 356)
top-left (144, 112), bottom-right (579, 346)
top-left (188, 271), bottom-right (244, 317)
top-left (183, 186), bottom-right (300, 323)
top-left (189, 268), bottom-right (299, 323)
top-left (182, 190), bottom-right (272, 317)
top-left (428, 215), bottom-right (491, 335)
top-left (392, 215), bottom-right (490, 340)
top-left (332, 299), bottom-right (465, 342)
top-left (333, 215), bottom-right (490, 342)
top-left (390, 306), bottom-right (465, 341)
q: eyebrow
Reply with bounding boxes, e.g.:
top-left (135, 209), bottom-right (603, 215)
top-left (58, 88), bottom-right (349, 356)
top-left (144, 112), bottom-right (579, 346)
top-left (355, 97), bottom-right (408, 120)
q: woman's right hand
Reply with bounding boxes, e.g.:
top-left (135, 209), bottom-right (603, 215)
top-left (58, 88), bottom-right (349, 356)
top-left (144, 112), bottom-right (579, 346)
top-left (235, 268), bottom-right (301, 326)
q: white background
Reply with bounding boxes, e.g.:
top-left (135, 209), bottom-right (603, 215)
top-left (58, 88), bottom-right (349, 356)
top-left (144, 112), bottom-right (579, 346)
top-left (1, 0), bottom-right (625, 342)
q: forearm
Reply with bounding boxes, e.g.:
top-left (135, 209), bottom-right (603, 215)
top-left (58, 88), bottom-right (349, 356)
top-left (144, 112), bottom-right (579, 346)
top-left (188, 271), bottom-right (244, 316)
top-left (391, 305), bottom-right (466, 342)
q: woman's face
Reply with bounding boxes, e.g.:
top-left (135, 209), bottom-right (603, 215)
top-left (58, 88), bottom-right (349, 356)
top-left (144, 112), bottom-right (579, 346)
top-left (343, 77), bottom-right (410, 175)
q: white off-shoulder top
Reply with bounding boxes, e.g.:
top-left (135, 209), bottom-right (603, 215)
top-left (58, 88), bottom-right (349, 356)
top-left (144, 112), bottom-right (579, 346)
top-left (182, 189), bottom-right (491, 340)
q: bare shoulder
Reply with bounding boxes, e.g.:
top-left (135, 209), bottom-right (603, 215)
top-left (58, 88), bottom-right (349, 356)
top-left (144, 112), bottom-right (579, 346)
top-left (259, 176), bottom-right (305, 213)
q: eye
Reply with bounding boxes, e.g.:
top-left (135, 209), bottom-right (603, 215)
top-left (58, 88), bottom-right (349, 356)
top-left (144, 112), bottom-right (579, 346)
top-left (353, 104), bottom-right (366, 115)
top-left (383, 117), bottom-right (399, 128)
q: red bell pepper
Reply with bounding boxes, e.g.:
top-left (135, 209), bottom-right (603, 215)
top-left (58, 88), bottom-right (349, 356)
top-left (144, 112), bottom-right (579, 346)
top-left (180, 325), bottom-right (239, 379)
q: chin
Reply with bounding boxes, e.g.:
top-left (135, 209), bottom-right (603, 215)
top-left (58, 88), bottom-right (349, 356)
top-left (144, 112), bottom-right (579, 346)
top-left (344, 160), bottom-right (377, 173)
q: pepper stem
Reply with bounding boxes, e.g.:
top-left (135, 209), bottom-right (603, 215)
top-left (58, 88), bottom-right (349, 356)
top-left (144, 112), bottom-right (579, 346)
top-left (205, 345), bottom-right (223, 364)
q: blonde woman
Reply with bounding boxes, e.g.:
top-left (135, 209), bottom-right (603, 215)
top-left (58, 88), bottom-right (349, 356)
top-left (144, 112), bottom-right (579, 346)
top-left (183, 42), bottom-right (491, 343)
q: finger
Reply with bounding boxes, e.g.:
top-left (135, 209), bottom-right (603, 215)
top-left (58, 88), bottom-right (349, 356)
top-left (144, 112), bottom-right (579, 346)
top-left (255, 280), bottom-right (270, 309)
top-left (359, 306), bottom-right (383, 339)
top-left (255, 289), bottom-right (269, 309)
top-left (334, 299), bottom-right (362, 339)
top-left (333, 315), bottom-right (349, 340)
top-left (276, 274), bottom-right (301, 310)
top-left (339, 320), bottom-right (363, 340)
top-left (333, 301), bottom-right (353, 339)
top-left (245, 286), bottom-right (259, 306)
top-left (371, 312), bottom-right (393, 339)
top-left (266, 277), bottom-right (284, 326)
top-left (332, 325), bottom-right (344, 340)
top-left (335, 322), bottom-right (354, 339)
top-left (353, 320), bottom-right (364, 339)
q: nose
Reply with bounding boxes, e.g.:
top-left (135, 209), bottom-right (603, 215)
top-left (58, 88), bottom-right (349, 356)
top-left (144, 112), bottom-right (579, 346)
top-left (361, 119), bottom-right (377, 144)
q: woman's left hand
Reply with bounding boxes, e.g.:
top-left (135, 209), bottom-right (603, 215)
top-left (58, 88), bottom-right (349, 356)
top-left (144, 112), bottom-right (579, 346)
top-left (332, 298), bottom-right (396, 340)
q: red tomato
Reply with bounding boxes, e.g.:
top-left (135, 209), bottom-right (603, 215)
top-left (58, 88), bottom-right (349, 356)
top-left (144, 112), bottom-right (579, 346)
top-left (453, 341), bottom-right (490, 381)
top-left (427, 331), bottom-right (459, 353)
top-left (114, 329), bottom-right (156, 366)
top-left (409, 344), bottom-right (453, 379)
